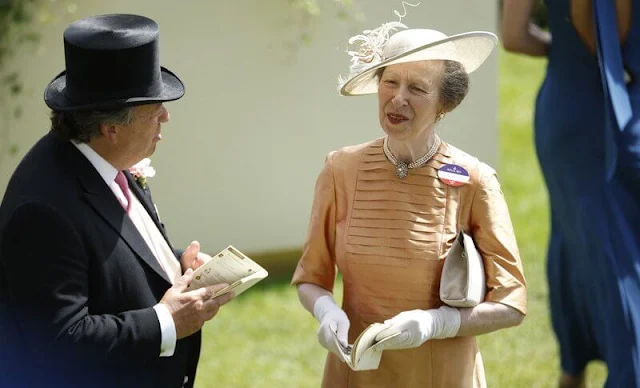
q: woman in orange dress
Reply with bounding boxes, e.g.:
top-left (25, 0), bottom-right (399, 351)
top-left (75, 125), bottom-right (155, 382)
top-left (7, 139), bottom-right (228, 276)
top-left (291, 18), bottom-right (528, 388)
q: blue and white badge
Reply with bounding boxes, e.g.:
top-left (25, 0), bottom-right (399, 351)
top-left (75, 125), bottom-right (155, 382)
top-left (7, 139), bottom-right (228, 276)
top-left (437, 164), bottom-right (470, 186)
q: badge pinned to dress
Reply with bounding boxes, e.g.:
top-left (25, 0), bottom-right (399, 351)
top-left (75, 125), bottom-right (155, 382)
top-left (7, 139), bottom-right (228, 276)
top-left (437, 164), bottom-right (470, 186)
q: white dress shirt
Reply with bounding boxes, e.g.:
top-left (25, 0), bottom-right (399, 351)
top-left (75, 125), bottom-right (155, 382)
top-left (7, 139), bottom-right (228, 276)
top-left (72, 141), bottom-right (177, 357)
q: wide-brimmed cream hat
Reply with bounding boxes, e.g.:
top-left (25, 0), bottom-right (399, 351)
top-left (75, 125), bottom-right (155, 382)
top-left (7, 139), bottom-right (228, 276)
top-left (339, 27), bottom-right (497, 96)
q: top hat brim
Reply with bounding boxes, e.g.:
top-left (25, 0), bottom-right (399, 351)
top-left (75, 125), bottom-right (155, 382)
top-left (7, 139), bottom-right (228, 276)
top-left (44, 66), bottom-right (185, 111)
top-left (339, 31), bottom-right (497, 96)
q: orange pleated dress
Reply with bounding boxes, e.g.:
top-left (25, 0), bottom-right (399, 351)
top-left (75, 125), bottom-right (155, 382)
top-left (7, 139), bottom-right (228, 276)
top-left (291, 138), bottom-right (527, 388)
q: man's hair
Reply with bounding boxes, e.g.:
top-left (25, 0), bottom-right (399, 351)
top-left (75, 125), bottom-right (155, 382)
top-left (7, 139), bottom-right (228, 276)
top-left (374, 60), bottom-right (470, 113)
top-left (50, 107), bottom-right (135, 143)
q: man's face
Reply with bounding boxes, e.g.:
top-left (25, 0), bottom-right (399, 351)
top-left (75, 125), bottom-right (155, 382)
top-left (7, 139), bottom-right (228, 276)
top-left (117, 103), bottom-right (169, 166)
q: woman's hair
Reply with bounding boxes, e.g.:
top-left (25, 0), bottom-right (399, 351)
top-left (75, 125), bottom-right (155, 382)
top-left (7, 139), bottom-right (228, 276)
top-left (375, 60), bottom-right (470, 113)
top-left (51, 107), bottom-right (135, 142)
top-left (440, 60), bottom-right (469, 113)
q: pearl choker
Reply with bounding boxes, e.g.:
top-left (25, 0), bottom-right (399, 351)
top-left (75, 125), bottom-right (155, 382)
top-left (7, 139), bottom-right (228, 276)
top-left (383, 135), bottom-right (442, 178)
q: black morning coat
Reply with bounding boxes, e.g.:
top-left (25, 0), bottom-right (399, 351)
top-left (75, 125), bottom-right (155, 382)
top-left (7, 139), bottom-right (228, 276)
top-left (0, 132), bottom-right (199, 388)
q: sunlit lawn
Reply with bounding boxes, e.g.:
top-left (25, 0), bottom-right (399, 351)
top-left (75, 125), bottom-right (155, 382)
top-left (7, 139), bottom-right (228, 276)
top-left (194, 50), bottom-right (608, 387)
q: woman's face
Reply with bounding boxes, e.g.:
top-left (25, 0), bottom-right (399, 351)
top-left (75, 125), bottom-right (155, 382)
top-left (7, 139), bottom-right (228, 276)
top-left (377, 60), bottom-right (444, 142)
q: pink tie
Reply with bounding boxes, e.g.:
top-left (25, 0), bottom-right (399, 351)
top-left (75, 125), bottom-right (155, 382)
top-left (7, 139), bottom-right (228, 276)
top-left (114, 171), bottom-right (131, 213)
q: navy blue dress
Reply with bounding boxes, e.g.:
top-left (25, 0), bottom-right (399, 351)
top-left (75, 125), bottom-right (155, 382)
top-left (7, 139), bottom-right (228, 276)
top-left (537, 0), bottom-right (640, 385)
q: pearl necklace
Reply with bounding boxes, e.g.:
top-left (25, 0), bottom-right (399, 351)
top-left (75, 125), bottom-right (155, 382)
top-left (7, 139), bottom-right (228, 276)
top-left (383, 135), bottom-right (442, 179)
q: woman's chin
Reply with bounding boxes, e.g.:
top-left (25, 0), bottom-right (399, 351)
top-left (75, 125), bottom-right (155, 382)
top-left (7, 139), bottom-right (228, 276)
top-left (383, 125), bottom-right (412, 140)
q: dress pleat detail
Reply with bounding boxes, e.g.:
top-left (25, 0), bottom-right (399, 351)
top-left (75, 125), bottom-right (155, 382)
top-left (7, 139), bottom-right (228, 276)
top-left (346, 142), bottom-right (450, 262)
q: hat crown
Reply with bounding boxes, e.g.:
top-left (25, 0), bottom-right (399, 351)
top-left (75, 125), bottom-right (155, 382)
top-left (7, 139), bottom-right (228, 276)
top-left (64, 14), bottom-right (157, 50)
top-left (45, 13), bottom-right (184, 111)
top-left (383, 29), bottom-right (449, 60)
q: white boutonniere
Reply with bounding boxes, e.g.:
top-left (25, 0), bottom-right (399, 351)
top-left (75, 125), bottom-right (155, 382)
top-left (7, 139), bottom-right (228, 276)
top-left (129, 158), bottom-right (156, 190)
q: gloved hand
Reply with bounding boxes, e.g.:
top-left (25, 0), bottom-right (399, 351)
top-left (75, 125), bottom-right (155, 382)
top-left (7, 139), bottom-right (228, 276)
top-left (313, 295), bottom-right (350, 358)
top-left (373, 306), bottom-right (461, 351)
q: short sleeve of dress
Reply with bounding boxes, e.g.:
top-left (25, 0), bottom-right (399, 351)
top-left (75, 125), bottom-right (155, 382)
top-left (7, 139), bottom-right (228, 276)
top-left (470, 166), bottom-right (527, 315)
top-left (290, 152), bottom-right (338, 292)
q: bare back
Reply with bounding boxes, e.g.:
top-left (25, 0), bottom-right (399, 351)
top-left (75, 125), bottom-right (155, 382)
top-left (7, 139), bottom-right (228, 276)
top-left (570, 0), bottom-right (632, 54)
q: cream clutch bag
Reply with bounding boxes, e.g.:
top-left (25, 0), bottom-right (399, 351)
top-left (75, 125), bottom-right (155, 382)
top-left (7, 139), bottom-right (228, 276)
top-left (440, 231), bottom-right (486, 307)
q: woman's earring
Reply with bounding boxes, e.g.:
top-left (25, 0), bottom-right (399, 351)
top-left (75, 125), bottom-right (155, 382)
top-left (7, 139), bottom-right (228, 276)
top-left (438, 112), bottom-right (445, 120)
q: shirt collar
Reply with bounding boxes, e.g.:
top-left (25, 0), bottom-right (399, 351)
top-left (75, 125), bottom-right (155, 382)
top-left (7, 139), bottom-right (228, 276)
top-left (71, 141), bottom-right (119, 185)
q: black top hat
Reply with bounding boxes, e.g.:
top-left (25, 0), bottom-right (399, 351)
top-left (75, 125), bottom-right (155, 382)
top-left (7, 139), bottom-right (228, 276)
top-left (44, 14), bottom-right (184, 111)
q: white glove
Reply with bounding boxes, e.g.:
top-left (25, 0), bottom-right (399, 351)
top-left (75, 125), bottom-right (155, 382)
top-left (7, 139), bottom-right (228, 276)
top-left (373, 306), bottom-right (461, 351)
top-left (313, 295), bottom-right (350, 357)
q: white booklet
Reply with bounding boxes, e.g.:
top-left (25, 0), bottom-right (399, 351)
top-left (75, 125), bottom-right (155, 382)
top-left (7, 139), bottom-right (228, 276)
top-left (185, 245), bottom-right (268, 297)
top-left (332, 323), bottom-right (401, 371)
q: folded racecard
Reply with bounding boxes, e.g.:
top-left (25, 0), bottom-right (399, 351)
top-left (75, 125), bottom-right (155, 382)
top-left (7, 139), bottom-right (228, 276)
top-left (186, 245), bottom-right (268, 298)
top-left (332, 323), bottom-right (401, 371)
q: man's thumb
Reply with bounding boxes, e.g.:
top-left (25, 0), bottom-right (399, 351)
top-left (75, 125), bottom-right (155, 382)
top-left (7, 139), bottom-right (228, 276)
top-left (184, 240), bottom-right (200, 258)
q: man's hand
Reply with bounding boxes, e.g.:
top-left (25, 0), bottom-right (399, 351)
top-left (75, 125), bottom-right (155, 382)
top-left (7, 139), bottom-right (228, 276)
top-left (160, 268), bottom-right (235, 339)
top-left (180, 241), bottom-right (210, 273)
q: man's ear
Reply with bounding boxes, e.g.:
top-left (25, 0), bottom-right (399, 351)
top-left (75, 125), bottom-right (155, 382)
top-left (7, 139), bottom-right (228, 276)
top-left (100, 122), bottom-right (119, 144)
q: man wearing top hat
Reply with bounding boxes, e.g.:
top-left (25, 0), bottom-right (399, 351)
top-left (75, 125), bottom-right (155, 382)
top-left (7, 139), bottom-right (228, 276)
top-left (0, 14), bottom-right (233, 388)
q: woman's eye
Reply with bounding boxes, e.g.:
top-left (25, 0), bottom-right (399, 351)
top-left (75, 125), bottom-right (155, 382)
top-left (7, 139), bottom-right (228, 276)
top-left (411, 86), bottom-right (426, 93)
top-left (383, 80), bottom-right (396, 85)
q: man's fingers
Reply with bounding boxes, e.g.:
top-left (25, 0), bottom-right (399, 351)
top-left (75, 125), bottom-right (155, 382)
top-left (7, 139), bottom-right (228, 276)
top-left (185, 283), bottom-right (230, 300)
top-left (174, 268), bottom-right (194, 290)
top-left (200, 291), bottom-right (235, 318)
top-left (213, 291), bottom-right (235, 306)
top-left (201, 302), bottom-right (221, 320)
top-left (206, 283), bottom-right (230, 297)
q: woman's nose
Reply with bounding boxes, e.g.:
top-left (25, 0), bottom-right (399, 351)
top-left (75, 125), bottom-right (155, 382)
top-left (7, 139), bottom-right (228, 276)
top-left (391, 88), bottom-right (409, 108)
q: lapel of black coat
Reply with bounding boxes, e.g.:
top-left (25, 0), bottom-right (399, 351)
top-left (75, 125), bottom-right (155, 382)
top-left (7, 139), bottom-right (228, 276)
top-left (125, 171), bottom-right (174, 250)
top-left (63, 140), bottom-right (171, 284)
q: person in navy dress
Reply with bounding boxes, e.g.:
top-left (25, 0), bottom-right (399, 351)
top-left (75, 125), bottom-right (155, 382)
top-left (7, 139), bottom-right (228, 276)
top-left (502, 0), bottom-right (640, 386)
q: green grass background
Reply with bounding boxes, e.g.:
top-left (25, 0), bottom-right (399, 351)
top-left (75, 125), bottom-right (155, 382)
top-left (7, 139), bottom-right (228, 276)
top-left (194, 51), bottom-right (608, 387)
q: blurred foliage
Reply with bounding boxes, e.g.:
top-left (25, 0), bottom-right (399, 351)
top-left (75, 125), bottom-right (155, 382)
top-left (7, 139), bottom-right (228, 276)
top-left (0, 0), bottom-right (74, 165)
top-left (0, 0), bottom-right (41, 70)
top-left (0, 0), bottom-right (41, 163)
top-left (287, 0), bottom-right (363, 46)
top-left (288, 0), bottom-right (359, 22)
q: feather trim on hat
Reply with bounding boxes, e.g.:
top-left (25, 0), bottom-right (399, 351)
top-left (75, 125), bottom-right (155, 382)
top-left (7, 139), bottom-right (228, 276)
top-left (337, 1), bottom-right (420, 90)
top-left (337, 22), bottom-right (408, 89)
